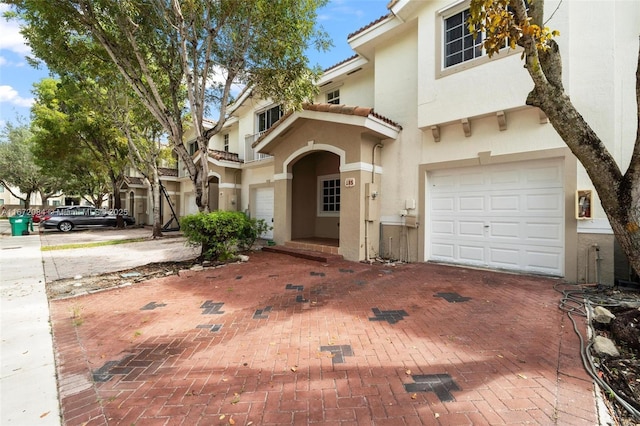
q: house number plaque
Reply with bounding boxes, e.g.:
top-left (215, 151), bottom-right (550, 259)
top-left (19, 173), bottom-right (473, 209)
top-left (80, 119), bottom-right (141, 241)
top-left (344, 178), bottom-right (356, 188)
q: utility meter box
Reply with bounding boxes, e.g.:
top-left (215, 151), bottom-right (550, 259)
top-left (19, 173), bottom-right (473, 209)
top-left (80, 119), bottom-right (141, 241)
top-left (365, 183), bottom-right (378, 222)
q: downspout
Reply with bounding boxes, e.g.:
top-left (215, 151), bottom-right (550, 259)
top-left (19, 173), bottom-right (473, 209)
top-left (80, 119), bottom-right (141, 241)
top-left (365, 144), bottom-right (384, 262)
top-left (371, 144), bottom-right (383, 184)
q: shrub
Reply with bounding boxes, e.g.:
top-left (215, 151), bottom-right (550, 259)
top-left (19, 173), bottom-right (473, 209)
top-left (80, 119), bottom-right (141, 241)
top-left (180, 211), bottom-right (269, 261)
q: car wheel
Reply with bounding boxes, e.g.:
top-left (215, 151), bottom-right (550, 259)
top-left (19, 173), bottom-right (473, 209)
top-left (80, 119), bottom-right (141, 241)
top-left (58, 221), bottom-right (74, 232)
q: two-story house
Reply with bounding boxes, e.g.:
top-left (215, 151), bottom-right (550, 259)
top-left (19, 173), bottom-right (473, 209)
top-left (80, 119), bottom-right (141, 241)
top-left (172, 0), bottom-right (638, 286)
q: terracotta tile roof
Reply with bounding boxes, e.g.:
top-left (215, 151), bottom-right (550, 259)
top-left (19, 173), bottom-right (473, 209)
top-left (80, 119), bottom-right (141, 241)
top-left (124, 176), bottom-right (144, 186)
top-left (322, 11), bottom-right (393, 73)
top-left (303, 103), bottom-right (402, 129)
top-left (323, 54), bottom-right (359, 72)
top-left (347, 13), bottom-right (393, 40)
top-left (252, 102), bottom-right (402, 148)
top-left (208, 149), bottom-right (242, 163)
top-left (158, 167), bottom-right (178, 177)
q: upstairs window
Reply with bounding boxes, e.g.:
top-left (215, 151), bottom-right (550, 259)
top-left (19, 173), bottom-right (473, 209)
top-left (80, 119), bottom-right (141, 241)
top-left (258, 105), bottom-right (283, 133)
top-left (444, 8), bottom-right (483, 68)
top-left (188, 141), bottom-right (198, 156)
top-left (326, 89), bottom-right (340, 105)
top-left (223, 134), bottom-right (229, 152)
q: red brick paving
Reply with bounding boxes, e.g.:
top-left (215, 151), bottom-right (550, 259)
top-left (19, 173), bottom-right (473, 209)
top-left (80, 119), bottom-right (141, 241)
top-left (50, 251), bottom-right (598, 425)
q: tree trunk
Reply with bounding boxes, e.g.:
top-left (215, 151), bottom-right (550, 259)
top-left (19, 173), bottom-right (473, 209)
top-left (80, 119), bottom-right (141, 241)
top-left (151, 166), bottom-right (163, 238)
top-left (518, 8), bottom-right (640, 278)
top-left (23, 192), bottom-right (31, 211)
top-left (110, 175), bottom-right (124, 228)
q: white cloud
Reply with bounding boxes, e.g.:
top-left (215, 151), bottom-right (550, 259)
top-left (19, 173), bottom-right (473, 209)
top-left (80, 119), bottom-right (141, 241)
top-left (0, 5), bottom-right (32, 55)
top-left (0, 56), bottom-right (6, 66)
top-left (0, 85), bottom-right (34, 108)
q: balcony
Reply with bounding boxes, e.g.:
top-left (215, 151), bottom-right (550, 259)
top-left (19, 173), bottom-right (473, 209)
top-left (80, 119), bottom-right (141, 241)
top-left (244, 133), bottom-right (273, 163)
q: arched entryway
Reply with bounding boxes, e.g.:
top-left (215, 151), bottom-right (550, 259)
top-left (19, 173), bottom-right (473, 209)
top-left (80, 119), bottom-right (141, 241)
top-left (290, 151), bottom-right (340, 248)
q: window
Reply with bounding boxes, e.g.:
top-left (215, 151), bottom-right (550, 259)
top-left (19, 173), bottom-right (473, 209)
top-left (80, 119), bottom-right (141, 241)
top-left (258, 105), bottom-right (283, 133)
top-left (318, 175), bottom-right (340, 216)
top-left (0, 199), bottom-right (4, 206)
top-left (189, 141), bottom-right (198, 156)
top-left (327, 89), bottom-right (340, 105)
top-left (223, 134), bottom-right (229, 152)
top-left (444, 9), bottom-right (483, 68)
top-left (0, 184), bottom-right (4, 193)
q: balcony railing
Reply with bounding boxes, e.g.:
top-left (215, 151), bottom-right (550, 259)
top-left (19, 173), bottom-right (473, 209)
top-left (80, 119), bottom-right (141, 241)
top-left (244, 132), bottom-right (273, 163)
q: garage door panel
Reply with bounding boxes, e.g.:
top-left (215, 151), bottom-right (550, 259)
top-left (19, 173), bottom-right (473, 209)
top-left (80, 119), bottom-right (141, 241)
top-left (525, 222), bottom-right (562, 242)
top-left (488, 247), bottom-right (520, 267)
top-left (490, 169), bottom-right (520, 186)
top-left (458, 245), bottom-right (485, 263)
top-left (526, 249), bottom-right (562, 271)
top-left (489, 221), bottom-right (520, 239)
top-left (458, 221), bottom-right (485, 237)
top-left (490, 195), bottom-right (519, 211)
top-left (459, 196), bottom-right (484, 211)
top-left (428, 158), bottom-right (564, 276)
top-left (526, 165), bottom-right (563, 185)
top-left (430, 174), bottom-right (457, 189)
top-left (432, 243), bottom-right (455, 259)
top-left (460, 172), bottom-right (485, 187)
top-left (431, 196), bottom-right (455, 212)
top-left (432, 220), bottom-right (455, 235)
top-left (525, 193), bottom-right (563, 213)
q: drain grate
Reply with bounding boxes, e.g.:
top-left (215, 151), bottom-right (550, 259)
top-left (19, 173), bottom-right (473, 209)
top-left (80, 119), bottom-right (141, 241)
top-left (404, 374), bottom-right (460, 402)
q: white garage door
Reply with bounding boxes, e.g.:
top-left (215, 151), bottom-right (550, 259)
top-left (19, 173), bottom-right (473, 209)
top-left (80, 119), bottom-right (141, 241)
top-left (428, 158), bottom-right (564, 276)
top-left (255, 187), bottom-right (274, 240)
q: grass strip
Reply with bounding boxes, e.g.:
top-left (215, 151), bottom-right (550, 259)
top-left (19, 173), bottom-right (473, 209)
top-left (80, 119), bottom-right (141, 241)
top-left (41, 237), bottom-right (147, 251)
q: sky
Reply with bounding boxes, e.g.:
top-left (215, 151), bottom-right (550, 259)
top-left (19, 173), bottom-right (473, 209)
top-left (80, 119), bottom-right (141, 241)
top-left (0, 0), bottom-right (390, 128)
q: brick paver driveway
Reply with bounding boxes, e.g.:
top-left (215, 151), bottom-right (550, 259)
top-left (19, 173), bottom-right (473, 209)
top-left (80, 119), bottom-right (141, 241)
top-left (50, 251), bottom-right (597, 425)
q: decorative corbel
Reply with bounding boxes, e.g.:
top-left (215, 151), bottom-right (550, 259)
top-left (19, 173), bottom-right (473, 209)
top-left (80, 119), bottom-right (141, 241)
top-left (461, 118), bottom-right (471, 137)
top-left (496, 111), bottom-right (507, 131)
top-left (431, 125), bottom-right (441, 142)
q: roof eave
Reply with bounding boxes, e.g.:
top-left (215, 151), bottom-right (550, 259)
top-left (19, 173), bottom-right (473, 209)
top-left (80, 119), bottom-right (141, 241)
top-left (253, 110), bottom-right (401, 154)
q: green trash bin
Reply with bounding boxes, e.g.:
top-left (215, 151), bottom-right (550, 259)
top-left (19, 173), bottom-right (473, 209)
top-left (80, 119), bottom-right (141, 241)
top-left (9, 214), bottom-right (34, 236)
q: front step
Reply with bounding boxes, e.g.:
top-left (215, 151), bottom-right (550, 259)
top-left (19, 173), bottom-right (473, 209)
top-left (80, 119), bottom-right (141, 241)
top-left (262, 244), bottom-right (343, 263)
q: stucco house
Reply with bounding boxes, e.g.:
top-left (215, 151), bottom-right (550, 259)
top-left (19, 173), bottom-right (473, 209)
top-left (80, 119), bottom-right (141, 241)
top-left (173, 0), bottom-right (638, 286)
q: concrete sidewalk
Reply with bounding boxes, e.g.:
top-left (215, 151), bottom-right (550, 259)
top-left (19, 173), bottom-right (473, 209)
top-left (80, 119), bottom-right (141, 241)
top-left (0, 232), bottom-right (61, 425)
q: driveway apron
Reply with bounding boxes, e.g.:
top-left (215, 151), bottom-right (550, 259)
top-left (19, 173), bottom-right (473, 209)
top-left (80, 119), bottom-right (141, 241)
top-left (49, 251), bottom-right (598, 425)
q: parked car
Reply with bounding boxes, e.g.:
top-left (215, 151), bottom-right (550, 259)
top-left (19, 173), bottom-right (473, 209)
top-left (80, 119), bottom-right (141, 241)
top-left (41, 207), bottom-right (135, 232)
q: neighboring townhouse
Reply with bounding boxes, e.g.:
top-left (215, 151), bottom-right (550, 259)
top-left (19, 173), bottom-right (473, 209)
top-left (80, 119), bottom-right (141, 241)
top-left (175, 0), bottom-right (639, 286)
top-left (119, 166), bottom-right (181, 229)
top-left (0, 183), bottom-right (66, 214)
